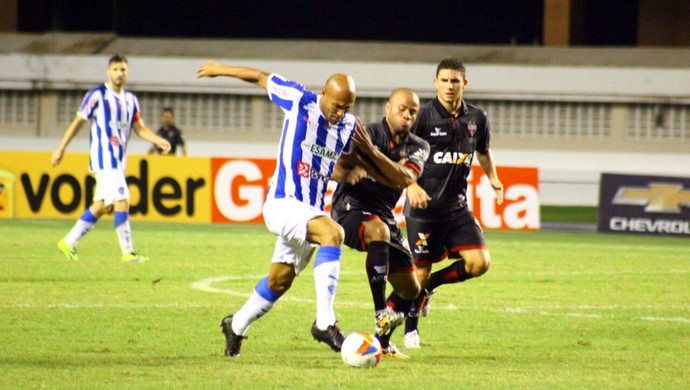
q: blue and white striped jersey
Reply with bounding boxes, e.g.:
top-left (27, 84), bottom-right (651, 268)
top-left (77, 83), bottom-right (143, 172)
top-left (266, 74), bottom-right (356, 211)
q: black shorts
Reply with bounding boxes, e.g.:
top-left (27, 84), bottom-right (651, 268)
top-left (405, 207), bottom-right (486, 265)
top-left (335, 210), bottom-right (414, 273)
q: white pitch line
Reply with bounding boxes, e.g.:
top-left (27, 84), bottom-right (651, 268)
top-left (639, 316), bottom-right (690, 323)
top-left (190, 276), bottom-right (690, 324)
top-left (497, 240), bottom-right (690, 253)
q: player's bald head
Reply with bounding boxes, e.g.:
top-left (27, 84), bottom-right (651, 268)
top-left (320, 73), bottom-right (357, 124)
top-left (388, 87), bottom-right (418, 103)
top-left (324, 73), bottom-right (356, 101)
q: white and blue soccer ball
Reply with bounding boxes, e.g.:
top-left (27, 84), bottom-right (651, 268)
top-left (340, 331), bottom-right (382, 368)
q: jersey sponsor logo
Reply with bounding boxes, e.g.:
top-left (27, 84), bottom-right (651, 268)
top-left (612, 183), bottom-right (690, 213)
top-left (301, 141), bottom-right (340, 161)
top-left (409, 148), bottom-right (429, 164)
top-left (430, 127), bottom-right (447, 137)
top-left (310, 169), bottom-right (331, 182)
top-left (269, 84), bottom-right (292, 99)
top-left (310, 168), bottom-right (330, 182)
top-left (297, 161), bottom-right (310, 178)
top-left (432, 151), bottom-right (471, 166)
top-left (296, 160), bottom-right (330, 182)
top-left (83, 93), bottom-right (99, 114)
top-left (467, 122), bottom-right (477, 137)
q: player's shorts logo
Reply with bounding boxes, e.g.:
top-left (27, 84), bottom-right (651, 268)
top-left (414, 232), bottom-right (430, 247)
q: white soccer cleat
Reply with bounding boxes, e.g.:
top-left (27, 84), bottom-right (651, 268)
top-left (403, 330), bottom-right (420, 349)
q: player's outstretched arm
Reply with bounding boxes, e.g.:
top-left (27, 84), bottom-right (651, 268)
top-left (197, 60), bottom-right (269, 90)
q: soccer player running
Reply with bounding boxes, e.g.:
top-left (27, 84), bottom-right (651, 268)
top-left (331, 88), bottom-right (430, 359)
top-left (391, 57), bottom-right (504, 348)
top-left (196, 61), bottom-right (410, 357)
top-left (52, 54), bottom-right (171, 263)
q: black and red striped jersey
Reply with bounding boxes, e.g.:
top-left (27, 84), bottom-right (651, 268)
top-left (404, 98), bottom-right (491, 221)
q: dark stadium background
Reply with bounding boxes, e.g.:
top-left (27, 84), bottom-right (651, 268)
top-left (17, 0), bottom-right (638, 46)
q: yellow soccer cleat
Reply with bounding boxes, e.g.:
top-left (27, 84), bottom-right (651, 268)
top-left (57, 239), bottom-right (78, 261)
top-left (121, 252), bottom-right (150, 263)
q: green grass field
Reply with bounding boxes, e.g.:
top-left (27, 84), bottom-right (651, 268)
top-left (1, 219), bottom-right (688, 389)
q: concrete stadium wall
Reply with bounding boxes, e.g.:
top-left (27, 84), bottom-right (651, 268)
top-left (1, 50), bottom-right (689, 207)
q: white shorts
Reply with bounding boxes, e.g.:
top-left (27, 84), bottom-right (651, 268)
top-left (93, 170), bottom-right (130, 206)
top-left (263, 197), bottom-right (325, 274)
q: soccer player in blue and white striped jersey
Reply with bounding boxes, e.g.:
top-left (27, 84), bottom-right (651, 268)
top-left (197, 60), bottom-right (408, 357)
top-left (52, 54), bottom-right (171, 263)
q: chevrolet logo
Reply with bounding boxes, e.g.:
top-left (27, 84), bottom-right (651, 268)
top-left (612, 183), bottom-right (690, 213)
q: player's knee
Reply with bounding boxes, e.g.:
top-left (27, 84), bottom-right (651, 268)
top-left (308, 218), bottom-right (344, 246)
top-left (397, 283), bottom-right (421, 300)
top-left (267, 274), bottom-right (294, 294)
top-left (364, 220), bottom-right (390, 242)
top-left (390, 273), bottom-right (421, 300)
top-left (92, 204), bottom-right (112, 217)
top-left (326, 223), bottom-right (345, 246)
top-left (467, 255), bottom-right (490, 277)
top-left (316, 224), bottom-right (344, 247)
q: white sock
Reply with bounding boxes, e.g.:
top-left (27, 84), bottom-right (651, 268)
top-left (232, 291), bottom-right (275, 336)
top-left (313, 246), bottom-right (341, 329)
top-left (114, 212), bottom-right (133, 254)
top-left (65, 219), bottom-right (95, 246)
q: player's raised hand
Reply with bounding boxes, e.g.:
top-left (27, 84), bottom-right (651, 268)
top-left (406, 182), bottom-right (431, 209)
top-left (51, 148), bottom-right (64, 167)
top-left (345, 165), bottom-right (368, 185)
top-left (157, 139), bottom-right (172, 155)
top-left (491, 178), bottom-right (504, 205)
top-left (197, 61), bottom-right (221, 78)
top-left (352, 118), bottom-right (374, 153)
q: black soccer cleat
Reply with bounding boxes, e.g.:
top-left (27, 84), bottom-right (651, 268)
top-left (310, 320), bottom-right (345, 352)
top-left (220, 315), bottom-right (247, 357)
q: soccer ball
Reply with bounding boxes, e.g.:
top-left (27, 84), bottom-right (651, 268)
top-left (340, 331), bottom-right (382, 368)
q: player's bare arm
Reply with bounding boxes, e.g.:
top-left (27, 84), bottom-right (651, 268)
top-left (406, 182), bottom-right (431, 209)
top-left (133, 121), bottom-right (171, 155)
top-left (331, 157), bottom-right (367, 185)
top-left (351, 120), bottom-right (417, 189)
top-left (476, 149), bottom-right (504, 205)
top-left (52, 116), bottom-right (87, 167)
top-left (197, 60), bottom-right (269, 90)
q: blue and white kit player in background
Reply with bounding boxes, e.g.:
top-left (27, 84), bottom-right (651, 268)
top-left (197, 60), bottom-right (408, 357)
top-left (52, 54), bottom-right (171, 263)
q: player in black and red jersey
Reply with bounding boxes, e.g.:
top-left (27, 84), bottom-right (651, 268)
top-left (390, 57), bottom-right (505, 349)
top-left (331, 88), bottom-right (430, 358)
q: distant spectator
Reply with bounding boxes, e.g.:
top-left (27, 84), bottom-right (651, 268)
top-left (148, 107), bottom-right (186, 156)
